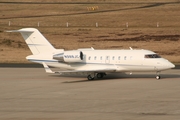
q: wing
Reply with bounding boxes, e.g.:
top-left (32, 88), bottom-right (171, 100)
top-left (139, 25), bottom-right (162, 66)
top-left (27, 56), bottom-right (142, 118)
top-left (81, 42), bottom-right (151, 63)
top-left (42, 62), bottom-right (117, 74)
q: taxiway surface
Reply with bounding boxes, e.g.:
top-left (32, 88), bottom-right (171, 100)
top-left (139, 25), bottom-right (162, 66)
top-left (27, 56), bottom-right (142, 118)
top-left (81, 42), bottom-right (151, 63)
top-left (0, 68), bottom-right (180, 120)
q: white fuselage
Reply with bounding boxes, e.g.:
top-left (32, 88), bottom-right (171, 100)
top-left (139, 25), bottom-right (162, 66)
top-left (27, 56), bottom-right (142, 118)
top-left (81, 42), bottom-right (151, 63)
top-left (27, 49), bottom-right (175, 73)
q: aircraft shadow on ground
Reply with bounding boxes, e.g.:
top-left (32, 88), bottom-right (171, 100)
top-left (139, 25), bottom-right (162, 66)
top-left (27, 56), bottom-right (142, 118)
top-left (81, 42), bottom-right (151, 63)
top-left (49, 73), bottom-right (180, 83)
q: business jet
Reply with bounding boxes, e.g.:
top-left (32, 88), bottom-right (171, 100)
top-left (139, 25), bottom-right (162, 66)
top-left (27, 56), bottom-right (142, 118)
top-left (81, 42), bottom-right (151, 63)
top-left (7, 28), bottom-right (175, 80)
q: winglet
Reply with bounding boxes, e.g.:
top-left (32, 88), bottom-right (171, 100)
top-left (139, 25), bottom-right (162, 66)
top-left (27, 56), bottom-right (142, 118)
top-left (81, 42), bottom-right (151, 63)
top-left (42, 62), bottom-right (55, 73)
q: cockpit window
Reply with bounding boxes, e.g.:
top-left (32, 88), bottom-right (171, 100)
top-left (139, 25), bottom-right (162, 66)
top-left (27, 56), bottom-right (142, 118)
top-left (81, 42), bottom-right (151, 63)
top-left (145, 54), bottom-right (161, 58)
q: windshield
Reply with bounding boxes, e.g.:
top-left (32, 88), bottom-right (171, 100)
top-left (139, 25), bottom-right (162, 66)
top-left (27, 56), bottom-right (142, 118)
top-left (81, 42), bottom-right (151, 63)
top-left (145, 54), bottom-right (161, 58)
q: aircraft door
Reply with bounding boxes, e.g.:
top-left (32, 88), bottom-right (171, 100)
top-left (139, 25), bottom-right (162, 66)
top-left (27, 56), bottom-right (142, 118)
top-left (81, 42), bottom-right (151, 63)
top-left (105, 56), bottom-right (110, 63)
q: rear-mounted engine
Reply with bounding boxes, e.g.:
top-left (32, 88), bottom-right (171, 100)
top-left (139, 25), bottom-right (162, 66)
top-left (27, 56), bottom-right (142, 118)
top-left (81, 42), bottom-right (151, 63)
top-left (53, 51), bottom-right (83, 63)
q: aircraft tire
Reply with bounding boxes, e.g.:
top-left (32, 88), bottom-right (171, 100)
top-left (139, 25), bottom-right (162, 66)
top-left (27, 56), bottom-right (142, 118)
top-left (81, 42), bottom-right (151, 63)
top-left (97, 73), bottom-right (104, 78)
top-left (87, 75), bottom-right (94, 80)
top-left (156, 75), bottom-right (161, 80)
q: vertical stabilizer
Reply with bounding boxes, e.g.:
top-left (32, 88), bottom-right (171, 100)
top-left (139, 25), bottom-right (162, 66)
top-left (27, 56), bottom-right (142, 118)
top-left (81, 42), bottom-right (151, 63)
top-left (7, 28), bottom-right (55, 55)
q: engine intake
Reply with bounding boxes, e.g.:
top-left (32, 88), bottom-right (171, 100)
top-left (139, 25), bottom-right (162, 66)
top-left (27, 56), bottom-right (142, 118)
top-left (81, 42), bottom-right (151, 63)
top-left (53, 51), bottom-right (83, 63)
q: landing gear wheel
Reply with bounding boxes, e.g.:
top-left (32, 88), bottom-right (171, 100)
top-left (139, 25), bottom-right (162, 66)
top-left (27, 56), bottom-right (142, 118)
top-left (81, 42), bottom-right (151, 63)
top-left (156, 75), bottom-right (161, 80)
top-left (87, 75), bottom-right (94, 80)
top-left (97, 73), bottom-right (104, 79)
top-left (156, 71), bottom-right (161, 80)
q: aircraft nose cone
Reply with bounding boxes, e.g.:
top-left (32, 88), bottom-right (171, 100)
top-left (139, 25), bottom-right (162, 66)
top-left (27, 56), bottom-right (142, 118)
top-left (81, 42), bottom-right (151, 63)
top-left (166, 60), bottom-right (175, 69)
top-left (169, 62), bottom-right (175, 69)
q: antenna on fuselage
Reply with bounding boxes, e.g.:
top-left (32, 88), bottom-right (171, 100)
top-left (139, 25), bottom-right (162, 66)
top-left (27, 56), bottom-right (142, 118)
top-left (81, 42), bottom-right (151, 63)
top-left (91, 47), bottom-right (94, 50)
top-left (129, 47), bottom-right (133, 50)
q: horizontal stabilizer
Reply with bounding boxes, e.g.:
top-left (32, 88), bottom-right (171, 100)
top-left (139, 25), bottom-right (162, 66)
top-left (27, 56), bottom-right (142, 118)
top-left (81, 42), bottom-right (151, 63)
top-left (6, 30), bottom-right (34, 33)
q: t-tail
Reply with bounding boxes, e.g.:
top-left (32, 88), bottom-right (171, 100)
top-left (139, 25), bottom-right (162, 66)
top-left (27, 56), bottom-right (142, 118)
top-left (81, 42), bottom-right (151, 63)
top-left (7, 28), bottom-right (64, 65)
top-left (7, 28), bottom-right (56, 55)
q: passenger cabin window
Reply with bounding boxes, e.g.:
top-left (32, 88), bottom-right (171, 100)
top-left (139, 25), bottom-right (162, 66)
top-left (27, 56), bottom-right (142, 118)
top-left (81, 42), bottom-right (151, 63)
top-left (94, 56), bottom-right (97, 60)
top-left (118, 56), bottom-right (121, 60)
top-left (124, 56), bottom-right (127, 60)
top-left (88, 56), bottom-right (91, 60)
top-left (100, 56), bottom-right (102, 60)
top-left (112, 56), bottom-right (115, 60)
top-left (145, 54), bottom-right (161, 58)
top-left (106, 56), bottom-right (109, 60)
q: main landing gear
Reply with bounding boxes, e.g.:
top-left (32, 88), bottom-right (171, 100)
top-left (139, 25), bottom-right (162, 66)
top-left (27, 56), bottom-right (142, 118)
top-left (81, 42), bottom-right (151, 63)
top-left (87, 73), bottom-right (106, 80)
top-left (156, 71), bottom-right (161, 80)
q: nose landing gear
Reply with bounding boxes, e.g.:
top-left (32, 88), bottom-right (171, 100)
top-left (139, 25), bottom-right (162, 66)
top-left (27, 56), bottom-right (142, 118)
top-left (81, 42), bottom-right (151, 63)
top-left (156, 75), bottom-right (161, 80)
top-left (156, 71), bottom-right (161, 80)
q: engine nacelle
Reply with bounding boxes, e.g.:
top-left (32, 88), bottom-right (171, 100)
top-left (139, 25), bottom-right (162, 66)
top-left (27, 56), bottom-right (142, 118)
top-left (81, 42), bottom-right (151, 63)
top-left (53, 51), bottom-right (83, 63)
